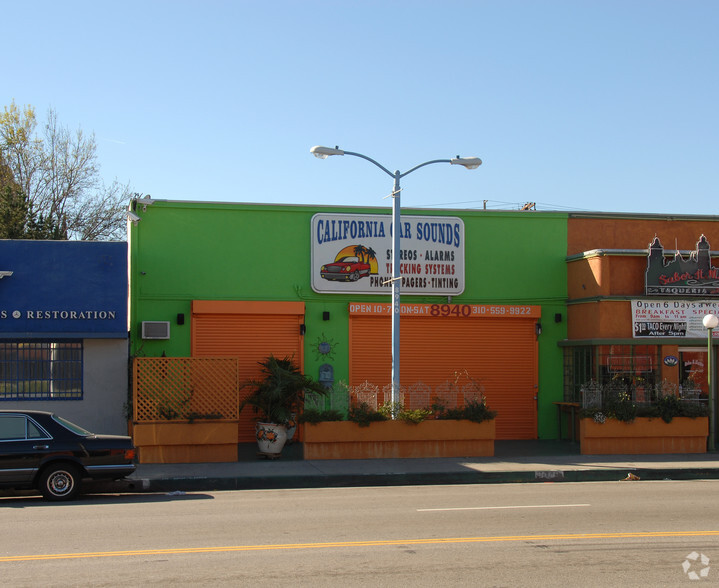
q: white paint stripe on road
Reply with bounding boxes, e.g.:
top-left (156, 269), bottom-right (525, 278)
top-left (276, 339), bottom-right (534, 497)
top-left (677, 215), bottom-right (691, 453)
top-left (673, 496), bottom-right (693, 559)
top-left (417, 503), bottom-right (591, 512)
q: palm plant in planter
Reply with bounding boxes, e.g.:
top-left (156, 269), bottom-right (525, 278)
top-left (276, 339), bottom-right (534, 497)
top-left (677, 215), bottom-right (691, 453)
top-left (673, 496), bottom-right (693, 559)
top-left (240, 355), bottom-right (327, 456)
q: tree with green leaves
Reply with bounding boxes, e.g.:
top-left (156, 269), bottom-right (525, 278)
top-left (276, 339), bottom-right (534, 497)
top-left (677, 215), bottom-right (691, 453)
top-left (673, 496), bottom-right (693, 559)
top-left (0, 184), bottom-right (62, 239)
top-left (0, 101), bottom-right (132, 241)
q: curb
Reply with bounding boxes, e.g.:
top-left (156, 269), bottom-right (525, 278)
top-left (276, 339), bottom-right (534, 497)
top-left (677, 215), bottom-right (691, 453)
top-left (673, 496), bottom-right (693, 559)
top-left (120, 467), bottom-right (719, 494)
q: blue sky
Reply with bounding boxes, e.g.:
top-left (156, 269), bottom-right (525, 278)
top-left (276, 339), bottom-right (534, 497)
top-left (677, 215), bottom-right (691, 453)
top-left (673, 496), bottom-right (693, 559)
top-left (5, 0), bottom-right (718, 214)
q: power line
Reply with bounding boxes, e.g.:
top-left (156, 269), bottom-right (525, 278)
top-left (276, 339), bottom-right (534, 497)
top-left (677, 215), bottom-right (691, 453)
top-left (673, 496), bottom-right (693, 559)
top-left (415, 199), bottom-right (593, 212)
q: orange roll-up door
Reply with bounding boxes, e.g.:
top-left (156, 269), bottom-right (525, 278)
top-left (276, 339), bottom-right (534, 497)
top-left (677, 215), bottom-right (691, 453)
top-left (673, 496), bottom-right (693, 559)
top-left (191, 301), bottom-right (305, 442)
top-left (349, 303), bottom-right (539, 439)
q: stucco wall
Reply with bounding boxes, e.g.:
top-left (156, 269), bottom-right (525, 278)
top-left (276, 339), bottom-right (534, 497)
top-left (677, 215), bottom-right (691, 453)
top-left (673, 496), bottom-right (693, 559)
top-left (1, 338), bottom-right (128, 435)
top-left (567, 216), bottom-right (719, 256)
top-left (129, 201), bottom-right (569, 439)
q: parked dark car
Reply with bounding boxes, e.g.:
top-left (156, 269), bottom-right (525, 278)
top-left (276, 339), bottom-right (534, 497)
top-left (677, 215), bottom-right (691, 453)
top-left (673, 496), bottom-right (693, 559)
top-left (0, 410), bottom-right (136, 501)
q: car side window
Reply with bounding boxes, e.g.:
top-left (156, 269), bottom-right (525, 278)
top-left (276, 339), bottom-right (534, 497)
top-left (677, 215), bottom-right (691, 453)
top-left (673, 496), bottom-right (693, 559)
top-left (27, 419), bottom-right (50, 440)
top-left (0, 415), bottom-right (28, 441)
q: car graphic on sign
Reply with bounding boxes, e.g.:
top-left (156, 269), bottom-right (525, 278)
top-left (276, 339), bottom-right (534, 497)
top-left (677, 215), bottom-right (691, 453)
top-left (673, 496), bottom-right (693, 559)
top-left (320, 256), bottom-right (371, 282)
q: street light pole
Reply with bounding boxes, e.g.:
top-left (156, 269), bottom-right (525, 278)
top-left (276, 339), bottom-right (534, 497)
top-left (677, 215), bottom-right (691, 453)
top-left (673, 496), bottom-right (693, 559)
top-left (703, 313), bottom-right (718, 451)
top-left (390, 169), bottom-right (401, 411)
top-left (310, 146), bottom-right (482, 411)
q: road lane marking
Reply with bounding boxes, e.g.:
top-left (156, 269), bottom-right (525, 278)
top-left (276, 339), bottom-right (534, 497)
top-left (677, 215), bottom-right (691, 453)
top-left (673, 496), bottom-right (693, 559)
top-left (2, 530), bottom-right (719, 562)
top-left (417, 503), bottom-right (591, 512)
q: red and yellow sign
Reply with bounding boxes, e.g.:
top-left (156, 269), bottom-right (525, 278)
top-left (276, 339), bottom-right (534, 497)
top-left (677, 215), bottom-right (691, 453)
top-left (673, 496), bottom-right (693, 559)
top-left (349, 302), bottom-right (541, 318)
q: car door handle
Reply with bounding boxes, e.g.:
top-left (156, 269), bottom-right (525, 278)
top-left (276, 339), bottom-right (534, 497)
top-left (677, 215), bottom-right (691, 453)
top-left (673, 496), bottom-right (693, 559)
top-left (33, 445), bottom-right (49, 450)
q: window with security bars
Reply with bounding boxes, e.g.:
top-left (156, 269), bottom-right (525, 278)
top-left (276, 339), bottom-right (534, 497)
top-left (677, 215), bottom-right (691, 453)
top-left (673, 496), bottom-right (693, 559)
top-left (0, 342), bottom-right (83, 400)
top-left (563, 346), bottom-right (594, 403)
top-left (563, 344), bottom-right (660, 404)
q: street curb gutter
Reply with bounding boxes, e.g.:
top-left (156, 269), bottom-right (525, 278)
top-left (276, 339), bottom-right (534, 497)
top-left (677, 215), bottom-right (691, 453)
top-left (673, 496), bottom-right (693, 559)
top-left (120, 467), bottom-right (719, 494)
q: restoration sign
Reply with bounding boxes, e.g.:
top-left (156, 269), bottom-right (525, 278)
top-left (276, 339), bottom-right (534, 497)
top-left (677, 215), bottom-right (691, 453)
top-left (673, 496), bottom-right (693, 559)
top-left (311, 213), bottom-right (465, 295)
top-left (632, 299), bottom-right (719, 338)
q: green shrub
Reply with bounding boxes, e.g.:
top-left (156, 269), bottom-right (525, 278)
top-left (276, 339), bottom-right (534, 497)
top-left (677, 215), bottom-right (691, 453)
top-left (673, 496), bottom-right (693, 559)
top-left (299, 396), bottom-right (496, 427)
top-left (680, 401), bottom-right (710, 418)
top-left (376, 402), bottom-right (433, 424)
top-left (581, 386), bottom-right (710, 423)
top-left (656, 394), bottom-right (682, 423)
top-left (604, 390), bottom-right (636, 422)
top-left (298, 408), bottom-right (344, 424)
top-left (348, 402), bottom-right (388, 427)
top-left (435, 397), bottom-right (496, 424)
top-left (398, 408), bottom-right (433, 424)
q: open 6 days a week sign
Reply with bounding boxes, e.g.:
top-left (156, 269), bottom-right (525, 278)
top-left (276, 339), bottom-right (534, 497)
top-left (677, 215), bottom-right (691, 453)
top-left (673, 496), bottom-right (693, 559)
top-left (632, 299), bottom-right (719, 338)
top-left (311, 213), bottom-right (465, 296)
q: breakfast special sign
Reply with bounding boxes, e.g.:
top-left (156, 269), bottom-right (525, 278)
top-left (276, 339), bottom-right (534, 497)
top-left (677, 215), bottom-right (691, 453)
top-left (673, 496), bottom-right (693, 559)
top-left (311, 213), bottom-right (465, 295)
top-left (632, 299), bottom-right (719, 338)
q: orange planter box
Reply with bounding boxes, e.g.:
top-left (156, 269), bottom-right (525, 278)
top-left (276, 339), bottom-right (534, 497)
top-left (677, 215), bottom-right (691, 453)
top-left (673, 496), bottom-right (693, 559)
top-left (303, 419), bottom-right (495, 460)
top-left (133, 421), bottom-right (239, 463)
top-left (579, 417), bottom-right (708, 455)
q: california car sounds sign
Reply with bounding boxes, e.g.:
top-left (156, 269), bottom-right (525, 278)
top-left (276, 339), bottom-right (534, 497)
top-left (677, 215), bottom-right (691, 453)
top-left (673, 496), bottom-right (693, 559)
top-left (311, 213), bottom-right (465, 295)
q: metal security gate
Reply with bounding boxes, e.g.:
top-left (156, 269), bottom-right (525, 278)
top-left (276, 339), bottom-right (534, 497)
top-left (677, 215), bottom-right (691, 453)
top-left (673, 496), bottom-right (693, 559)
top-left (349, 303), bottom-right (540, 439)
top-left (191, 300), bottom-right (305, 442)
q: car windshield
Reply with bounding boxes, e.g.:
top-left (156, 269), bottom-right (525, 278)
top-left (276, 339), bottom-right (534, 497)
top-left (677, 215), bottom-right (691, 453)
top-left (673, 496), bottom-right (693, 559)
top-left (52, 414), bottom-right (93, 436)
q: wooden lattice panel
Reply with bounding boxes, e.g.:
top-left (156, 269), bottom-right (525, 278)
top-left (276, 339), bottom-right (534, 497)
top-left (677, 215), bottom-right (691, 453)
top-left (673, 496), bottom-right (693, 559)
top-left (134, 357), bottom-right (239, 422)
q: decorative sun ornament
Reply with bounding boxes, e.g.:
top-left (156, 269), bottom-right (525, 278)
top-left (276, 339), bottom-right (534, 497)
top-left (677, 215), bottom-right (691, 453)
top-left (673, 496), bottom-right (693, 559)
top-left (314, 333), bottom-right (337, 361)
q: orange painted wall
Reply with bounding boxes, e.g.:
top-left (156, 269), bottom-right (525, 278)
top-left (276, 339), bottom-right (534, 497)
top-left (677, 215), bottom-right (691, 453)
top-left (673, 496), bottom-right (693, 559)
top-left (568, 217), bottom-right (719, 256)
top-left (568, 256), bottom-right (647, 299)
top-left (567, 300), bottom-right (632, 339)
top-left (568, 257), bottom-right (605, 299)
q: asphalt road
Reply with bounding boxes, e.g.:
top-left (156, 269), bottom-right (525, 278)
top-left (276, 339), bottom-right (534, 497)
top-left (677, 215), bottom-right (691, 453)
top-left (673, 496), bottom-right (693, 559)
top-left (2, 480), bottom-right (719, 587)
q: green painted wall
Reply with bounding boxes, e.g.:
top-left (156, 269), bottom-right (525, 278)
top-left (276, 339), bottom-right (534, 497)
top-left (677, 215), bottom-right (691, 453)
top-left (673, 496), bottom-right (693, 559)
top-left (129, 200), bottom-right (568, 438)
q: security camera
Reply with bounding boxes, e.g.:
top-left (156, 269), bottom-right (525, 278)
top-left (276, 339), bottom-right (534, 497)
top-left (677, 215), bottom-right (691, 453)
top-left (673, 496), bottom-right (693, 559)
top-left (137, 195), bottom-right (153, 211)
top-left (127, 211), bottom-right (141, 224)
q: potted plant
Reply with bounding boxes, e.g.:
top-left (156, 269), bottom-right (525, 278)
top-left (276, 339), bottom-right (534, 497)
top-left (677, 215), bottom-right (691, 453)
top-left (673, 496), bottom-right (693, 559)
top-left (240, 355), bottom-right (327, 456)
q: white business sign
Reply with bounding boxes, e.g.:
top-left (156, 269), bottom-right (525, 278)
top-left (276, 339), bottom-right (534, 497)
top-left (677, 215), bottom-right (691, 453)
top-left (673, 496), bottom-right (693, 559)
top-left (632, 299), bottom-right (719, 338)
top-left (311, 213), bottom-right (465, 295)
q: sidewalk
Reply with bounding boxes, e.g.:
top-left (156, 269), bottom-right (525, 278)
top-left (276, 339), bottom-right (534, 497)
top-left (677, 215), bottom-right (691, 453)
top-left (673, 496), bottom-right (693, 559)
top-left (121, 441), bottom-right (719, 494)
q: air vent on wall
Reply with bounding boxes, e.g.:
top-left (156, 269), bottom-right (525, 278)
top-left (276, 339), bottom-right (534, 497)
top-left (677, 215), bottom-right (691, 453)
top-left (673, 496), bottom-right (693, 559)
top-left (141, 321), bottom-right (170, 340)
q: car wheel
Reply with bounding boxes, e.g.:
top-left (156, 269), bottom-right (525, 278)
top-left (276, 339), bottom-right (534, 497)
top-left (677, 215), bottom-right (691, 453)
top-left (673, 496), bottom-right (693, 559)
top-left (39, 463), bottom-right (81, 501)
top-left (350, 271), bottom-right (360, 281)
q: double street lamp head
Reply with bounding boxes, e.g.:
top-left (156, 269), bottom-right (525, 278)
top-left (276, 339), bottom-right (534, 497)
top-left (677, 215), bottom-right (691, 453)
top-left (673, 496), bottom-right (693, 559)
top-left (310, 145), bottom-right (482, 170)
top-left (310, 143), bottom-right (481, 413)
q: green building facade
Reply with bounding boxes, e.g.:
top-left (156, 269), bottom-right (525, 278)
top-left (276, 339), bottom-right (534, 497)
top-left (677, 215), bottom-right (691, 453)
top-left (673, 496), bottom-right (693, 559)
top-left (129, 199), bottom-right (568, 439)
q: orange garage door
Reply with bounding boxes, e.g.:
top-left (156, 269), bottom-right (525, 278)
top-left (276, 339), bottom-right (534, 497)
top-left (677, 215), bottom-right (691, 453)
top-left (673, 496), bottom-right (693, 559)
top-left (349, 303), bottom-right (539, 439)
top-left (191, 300), bottom-right (305, 442)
